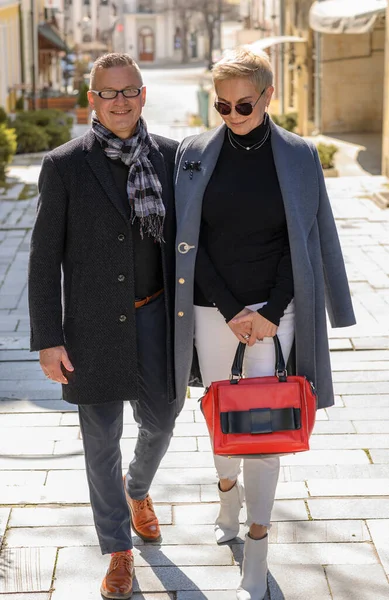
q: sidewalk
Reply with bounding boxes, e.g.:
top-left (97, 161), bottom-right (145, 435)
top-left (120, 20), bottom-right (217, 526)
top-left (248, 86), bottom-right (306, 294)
top-left (0, 161), bottom-right (389, 599)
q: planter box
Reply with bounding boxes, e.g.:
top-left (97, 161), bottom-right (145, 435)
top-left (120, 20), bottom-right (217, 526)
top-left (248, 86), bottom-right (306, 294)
top-left (323, 167), bottom-right (338, 178)
top-left (372, 191), bottom-right (389, 209)
top-left (76, 107), bottom-right (90, 124)
top-left (28, 96), bottom-right (78, 111)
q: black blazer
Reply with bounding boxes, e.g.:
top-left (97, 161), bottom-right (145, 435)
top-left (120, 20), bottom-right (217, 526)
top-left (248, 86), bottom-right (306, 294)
top-left (29, 130), bottom-right (178, 405)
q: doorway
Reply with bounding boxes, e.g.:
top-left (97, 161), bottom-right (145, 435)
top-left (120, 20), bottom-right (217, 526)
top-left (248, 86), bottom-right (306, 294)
top-left (139, 27), bottom-right (154, 61)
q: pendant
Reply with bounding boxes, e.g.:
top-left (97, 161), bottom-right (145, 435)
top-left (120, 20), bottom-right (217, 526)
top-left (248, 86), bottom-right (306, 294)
top-left (246, 147), bottom-right (250, 150)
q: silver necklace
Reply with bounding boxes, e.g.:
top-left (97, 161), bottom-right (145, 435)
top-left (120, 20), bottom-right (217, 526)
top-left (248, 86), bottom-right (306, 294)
top-left (228, 124), bottom-right (270, 151)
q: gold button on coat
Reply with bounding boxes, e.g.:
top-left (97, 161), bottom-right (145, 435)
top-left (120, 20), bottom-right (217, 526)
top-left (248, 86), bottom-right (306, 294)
top-left (178, 311), bottom-right (184, 317)
top-left (179, 278), bottom-right (185, 284)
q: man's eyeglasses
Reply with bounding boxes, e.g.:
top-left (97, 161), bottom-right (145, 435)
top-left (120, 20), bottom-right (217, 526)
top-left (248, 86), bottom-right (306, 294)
top-left (90, 86), bottom-right (144, 100)
top-left (214, 87), bottom-right (266, 116)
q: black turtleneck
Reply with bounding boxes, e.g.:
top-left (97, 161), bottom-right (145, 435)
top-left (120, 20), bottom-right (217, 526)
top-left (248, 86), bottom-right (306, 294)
top-left (194, 117), bottom-right (294, 325)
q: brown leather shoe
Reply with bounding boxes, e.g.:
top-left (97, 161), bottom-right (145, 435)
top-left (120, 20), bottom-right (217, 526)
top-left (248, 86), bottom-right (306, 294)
top-left (123, 478), bottom-right (161, 542)
top-left (100, 551), bottom-right (134, 599)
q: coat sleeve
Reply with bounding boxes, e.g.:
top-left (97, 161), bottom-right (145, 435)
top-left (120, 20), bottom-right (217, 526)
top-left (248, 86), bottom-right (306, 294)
top-left (312, 146), bottom-right (356, 328)
top-left (28, 155), bottom-right (67, 351)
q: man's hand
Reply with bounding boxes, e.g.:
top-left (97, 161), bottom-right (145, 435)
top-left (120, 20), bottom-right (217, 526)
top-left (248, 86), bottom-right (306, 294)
top-left (227, 308), bottom-right (253, 343)
top-left (40, 346), bottom-right (74, 384)
top-left (232, 312), bottom-right (278, 347)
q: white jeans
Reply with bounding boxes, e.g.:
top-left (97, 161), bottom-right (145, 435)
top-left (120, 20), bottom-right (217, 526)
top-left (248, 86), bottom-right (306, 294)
top-left (194, 300), bottom-right (295, 527)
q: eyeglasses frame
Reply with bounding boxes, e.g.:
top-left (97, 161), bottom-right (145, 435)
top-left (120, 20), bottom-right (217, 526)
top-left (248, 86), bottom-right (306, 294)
top-left (89, 86), bottom-right (145, 100)
top-left (214, 87), bottom-right (267, 116)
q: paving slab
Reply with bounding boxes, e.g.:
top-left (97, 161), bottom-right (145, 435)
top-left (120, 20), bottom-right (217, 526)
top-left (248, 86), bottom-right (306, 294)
top-left (353, 420), bottom-right (389, 433)
top-left (9, 506), bottom-right (94, 528)
top-left (307, 478), bottom-right (389, 496)
top-left (366, 520), bottom-right (389, 576)
top-left (309, 434), bottom-right (389, 450)
top-left (269, 520), bottom-right (370, 543)
top-left (0, 507), bottom-right (10, 542)
top-left (267, 565), bottom-right (330, 600)
top-left (133, 545), bottom-right (233, 567)
top-left (284, 464), bottom-right (389, 481)
top-left (307, 498), bottom-right (389, 520)
top-left (0, 547), bottom-right (56, 593)
top-left (325, 564), bottom-right (389, 600)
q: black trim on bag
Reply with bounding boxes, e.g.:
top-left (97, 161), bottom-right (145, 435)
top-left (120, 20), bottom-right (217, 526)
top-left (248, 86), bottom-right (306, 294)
top-left (220, 407), bottom-right (301, 435)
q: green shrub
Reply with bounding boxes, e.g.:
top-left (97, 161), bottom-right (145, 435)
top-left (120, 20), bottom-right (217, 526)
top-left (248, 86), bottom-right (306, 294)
top-left (12, 109), bottom-right (72, 152)
top-left (272, 112), bottom-right (298, 133)
top-left (0, 106), bottom-right (7, 125)
top-left (316, 142), bottom-right (338, 169)
top-left (0, 124), bottom-right (17, 181)
top-left (78, 82), bottom-right (89, 108)
top-left (45, 123), bottom-right (71, 149)
top-left (13, 121), bottom-right (49, 154)
top-left (15, 109), bottom-right (72, 128)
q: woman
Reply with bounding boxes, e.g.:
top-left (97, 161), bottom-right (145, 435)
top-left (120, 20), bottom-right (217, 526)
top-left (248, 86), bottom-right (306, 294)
top-left (174, 48), bottom-right (355, 600)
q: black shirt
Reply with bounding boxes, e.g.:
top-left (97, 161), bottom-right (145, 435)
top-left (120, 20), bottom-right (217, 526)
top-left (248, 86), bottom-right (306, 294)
top-left (107, 157), bottom-right (163, 299)
top-left (194, 118), bottom-right (294, 325)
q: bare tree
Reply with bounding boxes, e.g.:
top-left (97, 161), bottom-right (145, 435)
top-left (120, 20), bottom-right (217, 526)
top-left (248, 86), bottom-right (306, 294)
top-left (197, 0), bottom-right (239, 69)
top-left (172, 0), bottom-right (196, 63)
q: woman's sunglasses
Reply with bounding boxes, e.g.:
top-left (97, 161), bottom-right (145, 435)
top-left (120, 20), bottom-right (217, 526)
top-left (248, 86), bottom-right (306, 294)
top-left (214, 87), bottom-right (266, 116)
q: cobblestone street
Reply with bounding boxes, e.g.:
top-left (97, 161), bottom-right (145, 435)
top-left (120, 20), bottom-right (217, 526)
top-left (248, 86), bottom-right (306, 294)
top-left (0, 148), bottom-right (389, 596)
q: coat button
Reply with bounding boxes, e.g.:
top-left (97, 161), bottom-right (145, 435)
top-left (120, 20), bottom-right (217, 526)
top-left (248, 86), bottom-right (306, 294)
top-left (178, 278), bottom-right (185, 284)
top-left (118, 274), bottom-right (125, 282)
top-left (118, 234), bottom-right (125, 241)
top-left (178, 242), bottom-right (195, 254)
top-left (178, 311), bottom-right (184, 317)
top-left (119, 314), bottom-right (127, 322)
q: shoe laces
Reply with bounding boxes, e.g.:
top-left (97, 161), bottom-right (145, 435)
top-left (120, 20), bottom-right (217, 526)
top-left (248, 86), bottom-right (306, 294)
top-left (110, 551), bottom-right (132, 572)
top-left (132, 495), bottom-right (152, 513)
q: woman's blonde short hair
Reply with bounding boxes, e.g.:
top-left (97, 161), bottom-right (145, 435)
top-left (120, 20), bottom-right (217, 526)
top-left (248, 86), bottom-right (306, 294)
top-left (212, 47), bottom-right (273, 92)
top-left (90, 53), bottom-right (143, 89)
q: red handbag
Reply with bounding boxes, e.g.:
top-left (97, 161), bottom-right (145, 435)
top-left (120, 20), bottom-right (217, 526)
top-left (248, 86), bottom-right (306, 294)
top-left (200, 336), bottom-right (317, 456)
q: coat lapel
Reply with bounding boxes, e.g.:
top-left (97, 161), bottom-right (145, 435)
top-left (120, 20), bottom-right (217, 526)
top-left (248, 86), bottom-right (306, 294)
top-left (83, 131), bottom-right (129, 221)
top-left (175, 125), bottom-right (225, 231)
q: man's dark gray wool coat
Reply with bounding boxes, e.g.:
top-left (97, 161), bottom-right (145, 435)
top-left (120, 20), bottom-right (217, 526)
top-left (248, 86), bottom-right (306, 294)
top-left (29, 130), bottom-right (178, 407)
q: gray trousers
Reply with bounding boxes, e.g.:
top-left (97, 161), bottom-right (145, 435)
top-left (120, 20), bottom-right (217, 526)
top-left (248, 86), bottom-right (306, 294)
top-left (78, 295), bottom-right (176, 554)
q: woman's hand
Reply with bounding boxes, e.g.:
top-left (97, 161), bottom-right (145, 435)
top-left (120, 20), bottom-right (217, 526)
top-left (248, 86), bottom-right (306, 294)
top-left (227, 308), bottom-right (253, 343)
top-left (232, 312), bottom-right (278, 346)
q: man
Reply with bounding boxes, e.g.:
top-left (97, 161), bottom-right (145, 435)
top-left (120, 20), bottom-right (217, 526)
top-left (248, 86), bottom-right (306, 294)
top-left (29, 53), bottom-right (179, 599)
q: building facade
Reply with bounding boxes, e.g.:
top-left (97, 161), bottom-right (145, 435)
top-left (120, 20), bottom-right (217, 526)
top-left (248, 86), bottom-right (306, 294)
top-left (383, 2), bottom-right (389, 177)
top-left (118, 0), bottom-right (207, 65)
top-left (0, 0), bottom-right (22, 110)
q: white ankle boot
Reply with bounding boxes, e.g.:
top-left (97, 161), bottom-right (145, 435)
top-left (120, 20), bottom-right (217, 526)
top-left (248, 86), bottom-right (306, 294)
top-left (236, 534), bottom-right (268, 600)
top-left (214, 480), bottom-right (244, 544)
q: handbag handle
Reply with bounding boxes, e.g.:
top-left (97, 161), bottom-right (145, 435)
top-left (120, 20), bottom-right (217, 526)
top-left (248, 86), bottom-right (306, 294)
top-left (230, 335), bottom-right (287, 384)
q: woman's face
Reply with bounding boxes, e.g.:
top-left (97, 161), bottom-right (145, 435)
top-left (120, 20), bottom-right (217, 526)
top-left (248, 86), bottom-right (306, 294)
top-left (214, 77), bottom-right (273, 136)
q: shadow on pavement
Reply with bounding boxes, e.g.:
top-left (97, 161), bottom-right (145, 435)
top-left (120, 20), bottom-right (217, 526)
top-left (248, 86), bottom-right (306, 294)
top-left (329, 132), bottom-right (382, 175)
top-left (137, 543), bottom-right (217, 598)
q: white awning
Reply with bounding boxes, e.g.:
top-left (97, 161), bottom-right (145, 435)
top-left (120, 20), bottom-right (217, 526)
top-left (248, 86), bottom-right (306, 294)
top-left (248, 36), bottom-right (307, 53)
top-left (309, 0), bottom-right (387, 34)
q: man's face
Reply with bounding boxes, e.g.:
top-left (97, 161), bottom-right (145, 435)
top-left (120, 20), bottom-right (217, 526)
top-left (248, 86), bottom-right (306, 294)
top-left (88, 66), bottom-right (146, 139)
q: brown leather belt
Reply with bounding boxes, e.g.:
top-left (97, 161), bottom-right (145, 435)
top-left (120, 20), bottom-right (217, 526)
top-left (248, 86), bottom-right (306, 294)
top-left (135, 288), bottom-right (164, 309)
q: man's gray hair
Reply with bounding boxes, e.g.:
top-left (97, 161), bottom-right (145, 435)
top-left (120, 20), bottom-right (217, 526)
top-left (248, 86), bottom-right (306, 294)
top-left (212, 47), bottom-right (273, 92)
top-left (90, 53), bottom-right (143, 88)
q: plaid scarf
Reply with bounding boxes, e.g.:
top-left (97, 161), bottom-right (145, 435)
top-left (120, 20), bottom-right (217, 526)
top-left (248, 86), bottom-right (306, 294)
top-left (92, 114), bottom-right (165, 243)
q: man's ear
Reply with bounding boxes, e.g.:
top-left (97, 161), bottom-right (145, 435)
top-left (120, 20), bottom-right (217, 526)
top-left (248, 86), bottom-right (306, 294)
top-left (87, 90), bottom-right (95, 110)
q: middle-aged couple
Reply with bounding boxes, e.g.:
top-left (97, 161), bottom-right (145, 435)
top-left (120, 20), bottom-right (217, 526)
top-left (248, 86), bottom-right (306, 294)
top-left (29, 51), bottom-right (355, 600)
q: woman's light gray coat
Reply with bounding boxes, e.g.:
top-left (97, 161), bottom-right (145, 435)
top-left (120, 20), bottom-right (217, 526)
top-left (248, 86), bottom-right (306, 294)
top-left (174, 120), bottom-right (355, 412)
